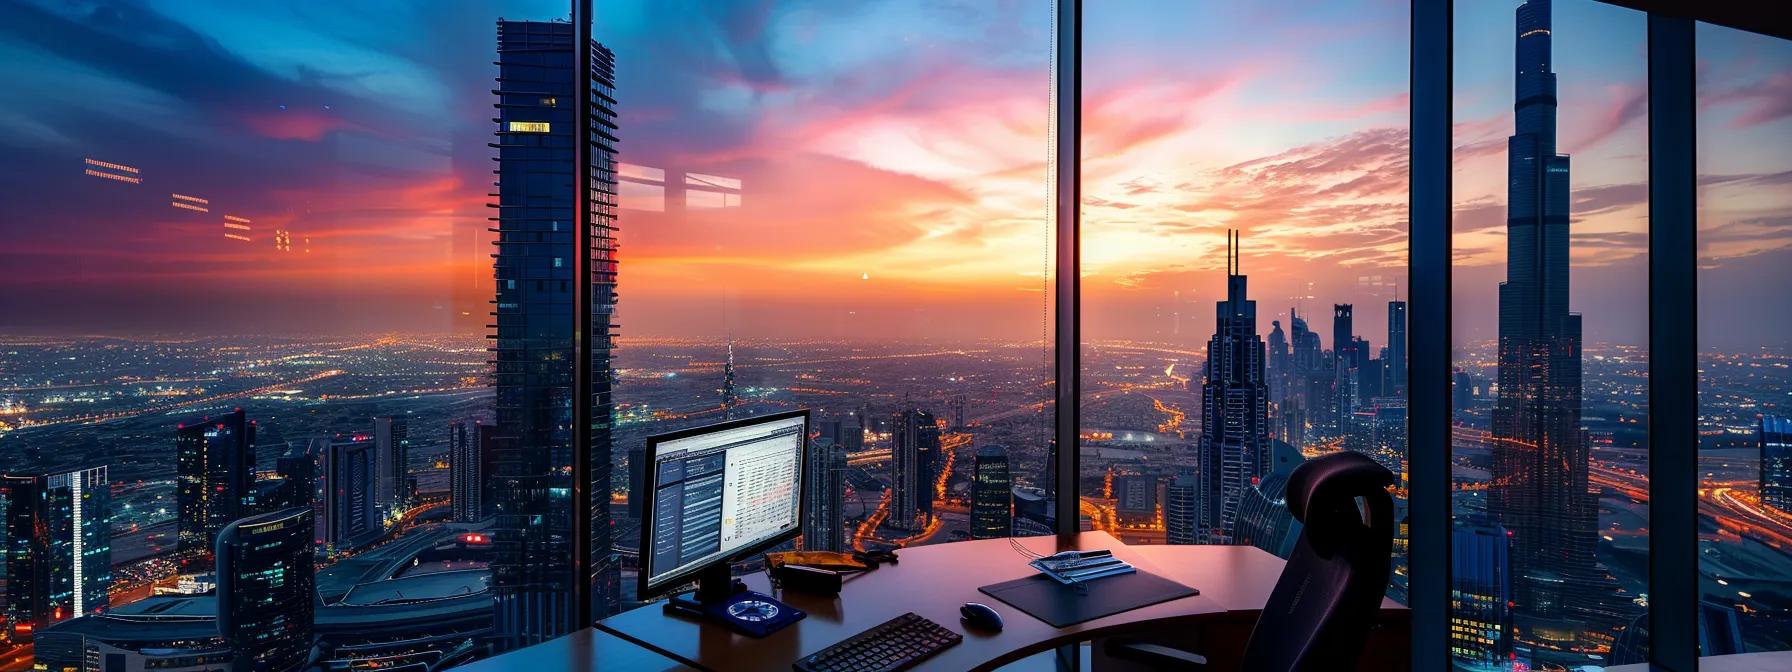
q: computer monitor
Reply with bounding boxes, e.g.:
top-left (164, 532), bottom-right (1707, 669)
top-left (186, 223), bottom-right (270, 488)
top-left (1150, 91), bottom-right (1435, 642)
top-left (638, 409), bottom-right (808, 603)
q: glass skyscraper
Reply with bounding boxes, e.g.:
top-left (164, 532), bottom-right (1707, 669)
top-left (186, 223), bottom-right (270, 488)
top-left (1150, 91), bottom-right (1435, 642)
top-left (802, 440), bottom-right (848, 552)
top-left (1197, 231), bottom-right (1268, 544)
top-left (0, 466), bottom-right (110, 632)
top-left (175, 409), bottom-right (255, 565)
top-left (217, 507), bottom-right (315, 671)
top-left (970, 444), bottom-right (1014, 539)
top-left (491, 19), bottom-right (619, 647)
top-left (890, 409), bottom-right (939, 531)
top-left (1762, 415), bottom-right (1791, 515)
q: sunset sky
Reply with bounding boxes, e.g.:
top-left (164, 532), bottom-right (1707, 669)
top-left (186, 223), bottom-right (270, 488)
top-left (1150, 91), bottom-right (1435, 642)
top-left (0, 0), bottom-right (1786, 351)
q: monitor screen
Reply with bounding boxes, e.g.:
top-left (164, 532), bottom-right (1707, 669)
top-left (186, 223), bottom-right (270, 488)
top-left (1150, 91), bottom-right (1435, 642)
top-left (641, 411), bottom-right (807, 595)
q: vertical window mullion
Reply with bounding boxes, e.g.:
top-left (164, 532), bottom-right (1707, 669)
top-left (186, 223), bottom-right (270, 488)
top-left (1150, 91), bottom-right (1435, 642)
top-left (1647, 11), bottom-right (1698, 671)
top-left (1410, 1), bottom-right (1452, 669)
top-left (1054, 0), bottom-right (1082, 538)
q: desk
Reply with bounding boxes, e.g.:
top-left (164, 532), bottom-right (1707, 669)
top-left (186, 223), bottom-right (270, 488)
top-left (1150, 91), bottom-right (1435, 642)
top-left (589, 531), bottom-right (1405, 672)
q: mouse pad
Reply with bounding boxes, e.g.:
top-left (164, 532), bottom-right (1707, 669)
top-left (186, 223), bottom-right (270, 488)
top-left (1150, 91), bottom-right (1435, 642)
top-left (978, 570), bottom-right (1198, 628)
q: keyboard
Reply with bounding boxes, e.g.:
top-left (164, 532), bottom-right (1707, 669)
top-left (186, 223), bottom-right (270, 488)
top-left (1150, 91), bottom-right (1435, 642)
top-left (792, 612), bottom-right (962, 672)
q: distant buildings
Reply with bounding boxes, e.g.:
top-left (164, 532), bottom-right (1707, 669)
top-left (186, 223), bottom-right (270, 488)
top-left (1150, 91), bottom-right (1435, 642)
top-left (217, 507), bottom-right (314, 671)
top-left (804, 440), bottom-right (848, 551)
top-left (175, 409), bottom-right (255, 564)
top-left (1196, 231), bottom-right (1269, 544)
top-left (822, 416), bottom-right (864, 452)
top-left (890, 409), bottom-right (940, 531)
top-left (0, 466), bottom-right (111, 633)
top-left (970, 445), bottom-right (1013, 539)
top-left (1761, 415), bottom-right (1791, 515)
top-left (450, 420), bottom-right (483, 522)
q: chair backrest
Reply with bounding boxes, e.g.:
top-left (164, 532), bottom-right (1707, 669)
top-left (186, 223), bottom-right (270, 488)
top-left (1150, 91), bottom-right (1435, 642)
top-left (1241, 451), bottom-right (1395, 672)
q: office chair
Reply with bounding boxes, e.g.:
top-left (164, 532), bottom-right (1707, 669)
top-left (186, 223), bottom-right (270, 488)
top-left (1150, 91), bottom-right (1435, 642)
top-left (1107, 451), bottom-right (1396, 671)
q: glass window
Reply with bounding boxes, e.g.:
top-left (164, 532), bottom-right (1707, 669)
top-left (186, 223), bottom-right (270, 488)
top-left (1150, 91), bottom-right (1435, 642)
top-left (1696, 20), bottom-right (1792, 657)
top-left (595, 0), bottom-right (1054, 612)
top-left (0, 2), bottom-right (587, 668)
top-left (1451, 1), bottom-right (1650, 668)
top-left (1080, 0), bottom-right (1410, 599)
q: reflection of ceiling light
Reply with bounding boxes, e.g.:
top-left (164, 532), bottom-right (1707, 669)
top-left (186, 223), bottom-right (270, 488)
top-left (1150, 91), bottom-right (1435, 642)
top-left (862, 273), bottom-right (870, 281)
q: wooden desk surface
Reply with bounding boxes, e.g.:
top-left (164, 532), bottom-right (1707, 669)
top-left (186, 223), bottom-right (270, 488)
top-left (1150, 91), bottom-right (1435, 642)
top-left (598, 531), bottom-right (1286, 672)
top-left (464, 533), bottom-right (1409, 672)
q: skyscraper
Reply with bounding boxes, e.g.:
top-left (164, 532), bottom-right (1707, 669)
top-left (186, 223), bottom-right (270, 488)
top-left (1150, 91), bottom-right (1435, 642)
top-left (325, 437), bottom-right (381, 551)
top-left (175, 409), bottom-right (255, 564)
top-left (1164, 473), bottom-right (1198, 545)
top-left (1761, 415), bottom-right (1791, 515)
top-left (449, 420), bottom-right (482, 522)
top-left (216, 507), bottom-right (314, 671)
top-left (1266, 319), bottom-right (1291, 442)
top-left (803, 441), bottom-right (848, 551)
top-left (970, 444), bottom-right (1013, 539)
top-left (374, 415), bottom-right (410, 515)
top-left (1489, 0), bottom-right (1614, 654)
top-left (1287, 308), bottom-right (1325, 445)
top-left (1197, 231), bottom-right (1269, 544)
top-left (1450, 523), bottom-right (1513, 667)
top-left (1331, 304), bottom-right (1354, 361)
top-left (491, 19), bottom-right (621, 643)
top-left (890, 409), bottom-right (939, 531)
top-left (0, 466), bottom-right (111, 632)
top-left (1386, 299), bottom-right (1407, 395)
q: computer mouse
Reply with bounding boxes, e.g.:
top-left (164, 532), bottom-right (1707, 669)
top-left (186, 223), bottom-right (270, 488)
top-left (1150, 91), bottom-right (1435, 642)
top-left (960, 602), bottom-right (1003, 631)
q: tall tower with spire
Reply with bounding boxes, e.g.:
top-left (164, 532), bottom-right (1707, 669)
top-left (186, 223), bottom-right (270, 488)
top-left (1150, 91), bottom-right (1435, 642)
top-left (1193, 230), bottom-right (1269, 544)
top-left (1490, 0), bottom-right (1618, 658)
top-left (721, 335), bottom-right (740, 418)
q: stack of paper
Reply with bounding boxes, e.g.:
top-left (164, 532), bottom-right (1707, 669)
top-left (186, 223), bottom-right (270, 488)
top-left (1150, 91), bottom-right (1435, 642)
top-left (1029, 550), bottom-right (1135, 585)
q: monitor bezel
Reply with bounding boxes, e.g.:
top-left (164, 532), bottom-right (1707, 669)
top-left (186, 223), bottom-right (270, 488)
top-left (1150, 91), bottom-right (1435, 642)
top-left (635, 408), bottom-right (811, 602)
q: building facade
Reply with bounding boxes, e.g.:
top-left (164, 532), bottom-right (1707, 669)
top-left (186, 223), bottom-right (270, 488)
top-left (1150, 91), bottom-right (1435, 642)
top-left (216, 507), bottom-right (315, 671)
top-left (450, 420), bottom-right (482, 522)
top-left (890, 409), bottom-right (939, 531)
top-left (1450, 523), bottom-right (1513, 668)
top-left (325, 437), bottom-right (382, 551)
top-left (803, 441), bottom-right (848, 551)
top-left (1762, 415), bottom-right (1791, 515)
top-left (1164, 473), bottom-right (1199, 545)
top-left (374, 415), bottom-right (410, 516)
top-left (0, 466), bottom-right (111, 635)
top-left (175, 409), bottom-right (254, 564)
top-left (970, 444), bottom-right (1013, 539)
top-left (491, 19), bottom-right (622, 645)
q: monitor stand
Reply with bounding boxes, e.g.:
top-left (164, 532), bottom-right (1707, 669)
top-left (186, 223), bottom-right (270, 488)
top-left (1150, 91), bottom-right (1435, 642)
top-left (664, 563), bottom-right (806, 638)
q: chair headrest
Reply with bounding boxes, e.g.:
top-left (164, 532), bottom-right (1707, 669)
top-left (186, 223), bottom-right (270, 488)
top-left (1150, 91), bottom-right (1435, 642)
top-left (1286, 451), bottom-right (1394, 525)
